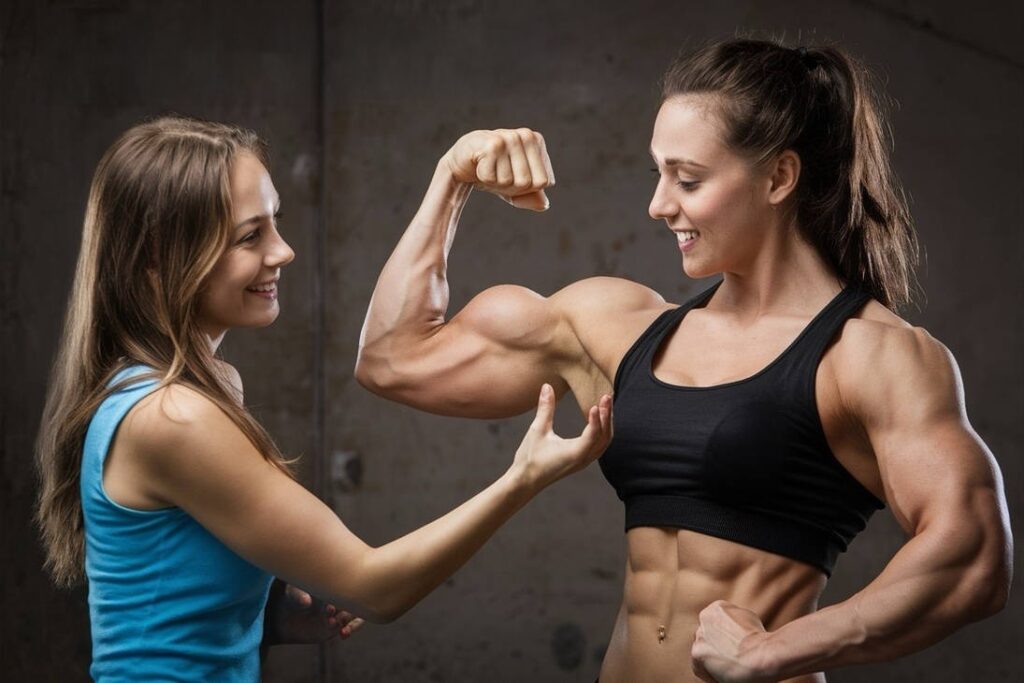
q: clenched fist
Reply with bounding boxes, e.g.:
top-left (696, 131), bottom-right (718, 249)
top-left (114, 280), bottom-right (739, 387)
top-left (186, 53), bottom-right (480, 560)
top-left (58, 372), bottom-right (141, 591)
top-left (691, 600), bottom-right (777, 683)
top-left (442, 128), bottom-right (555, 211)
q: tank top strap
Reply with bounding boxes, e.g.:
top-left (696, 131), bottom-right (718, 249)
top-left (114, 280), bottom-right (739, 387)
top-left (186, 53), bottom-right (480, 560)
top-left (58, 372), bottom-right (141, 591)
top-left (772, 284), bottom-right (872, 385)
top-left (611, 279), bottom-right (722, 395)
top-left (81, 365), bottom-right (163, 499)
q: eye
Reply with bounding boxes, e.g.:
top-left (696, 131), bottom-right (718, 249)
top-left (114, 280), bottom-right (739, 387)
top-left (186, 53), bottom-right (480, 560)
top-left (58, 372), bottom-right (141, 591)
top-left (677, 180), bottom-right (700, 191)
top-left (239, 229), bottom-right (260, 244)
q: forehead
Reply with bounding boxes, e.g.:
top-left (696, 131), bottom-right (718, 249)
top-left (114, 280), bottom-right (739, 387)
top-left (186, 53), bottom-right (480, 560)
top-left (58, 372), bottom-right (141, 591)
top-left (650, 95), bottom-right (732, 165)
top-left (229, 151), bottom-right (278, 216)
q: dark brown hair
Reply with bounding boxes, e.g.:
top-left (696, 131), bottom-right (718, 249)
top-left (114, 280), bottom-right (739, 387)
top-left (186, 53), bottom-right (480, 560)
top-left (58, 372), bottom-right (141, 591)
top-left (36, 116), bottom-right (294, 587)
top-left (662, 38), bottom-right (920, 310)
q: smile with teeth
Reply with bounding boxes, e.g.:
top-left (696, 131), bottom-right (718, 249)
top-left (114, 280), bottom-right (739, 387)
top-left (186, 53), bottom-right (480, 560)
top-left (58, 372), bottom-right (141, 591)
top-left (677, 230), bottom-right (699, 243)
top-left (247, 282), bottom-right (277, 292)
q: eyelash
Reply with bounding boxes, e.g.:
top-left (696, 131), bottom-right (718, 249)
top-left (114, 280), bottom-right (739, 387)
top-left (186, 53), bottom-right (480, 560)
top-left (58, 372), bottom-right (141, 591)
top-left (238, 211), bottom-right (282, 244)
top-left (650, 168), bottom-right (700, 192)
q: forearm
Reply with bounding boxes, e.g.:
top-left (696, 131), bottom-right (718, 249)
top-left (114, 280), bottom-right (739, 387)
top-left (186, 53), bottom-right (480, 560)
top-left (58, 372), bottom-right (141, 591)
top-left (761, 523), bottom-right (1006, 678)
top-left (352, 466), bottom-right (534, 622)
top-left (358, 160), bottom-right (471, 357)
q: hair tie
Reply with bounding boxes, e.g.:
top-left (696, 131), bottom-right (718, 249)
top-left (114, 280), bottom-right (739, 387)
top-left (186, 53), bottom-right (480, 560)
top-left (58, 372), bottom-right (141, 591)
top-left (794, 46), bottom-right (818, 70)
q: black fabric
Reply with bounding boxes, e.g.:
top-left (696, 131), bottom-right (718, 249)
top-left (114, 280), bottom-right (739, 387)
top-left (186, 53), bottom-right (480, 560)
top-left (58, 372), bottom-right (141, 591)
top-left (598, 279), bottom-right (885, 577)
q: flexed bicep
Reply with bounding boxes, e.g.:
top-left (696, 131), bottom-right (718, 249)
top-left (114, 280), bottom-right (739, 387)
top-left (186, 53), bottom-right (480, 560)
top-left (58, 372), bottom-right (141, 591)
top-left (356, 283), bottom-right (575, 418)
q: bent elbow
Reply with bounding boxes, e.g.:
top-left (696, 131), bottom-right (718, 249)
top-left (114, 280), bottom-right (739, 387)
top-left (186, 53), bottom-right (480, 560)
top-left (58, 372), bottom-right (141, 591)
top-left (965, 559), bottom-right (1012, 621)
top-left (980, 569), bottom-right (1011, 618)
top-left (354, 348), bottom-right (397, 395)
top-left (361, 594), bottom-right (412, 625)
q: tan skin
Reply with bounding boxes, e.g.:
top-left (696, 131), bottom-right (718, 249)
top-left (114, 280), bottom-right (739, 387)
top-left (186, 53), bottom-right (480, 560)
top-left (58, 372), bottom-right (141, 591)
top-left (355, 95), bottom-right (1012, 682)
top-left (101, 152), bottom-right (614, 648)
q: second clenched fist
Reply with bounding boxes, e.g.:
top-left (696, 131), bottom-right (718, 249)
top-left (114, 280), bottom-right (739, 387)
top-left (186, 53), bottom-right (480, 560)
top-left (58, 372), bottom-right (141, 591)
top-left (442, 128), bottom-right (555, 211)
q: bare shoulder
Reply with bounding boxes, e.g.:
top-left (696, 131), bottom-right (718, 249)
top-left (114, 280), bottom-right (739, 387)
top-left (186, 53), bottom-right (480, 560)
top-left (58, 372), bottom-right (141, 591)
top-left (550, 277), bottom-right (673, 382)
top-left (551, 277), bottom-right (670, 341)
top-left (550, 276), bottom-right (667, 318)
top-left (833, 301), bottom-right (964, 425)
top-left (122, 382), bottom-right (247, 463)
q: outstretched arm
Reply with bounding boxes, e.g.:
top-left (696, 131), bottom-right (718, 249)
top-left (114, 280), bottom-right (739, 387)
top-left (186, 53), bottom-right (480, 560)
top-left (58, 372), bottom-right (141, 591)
top-left (130, 382), bottom-right (611, 625)
top-left (691, 326), bottom-right (1012, 682)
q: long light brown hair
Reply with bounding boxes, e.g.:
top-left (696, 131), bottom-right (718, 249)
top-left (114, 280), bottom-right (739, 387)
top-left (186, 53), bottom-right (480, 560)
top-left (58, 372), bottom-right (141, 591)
top-left (662, 38), bottom-right (921, 310)
top-left (36, 116), bottom-right (294, 588)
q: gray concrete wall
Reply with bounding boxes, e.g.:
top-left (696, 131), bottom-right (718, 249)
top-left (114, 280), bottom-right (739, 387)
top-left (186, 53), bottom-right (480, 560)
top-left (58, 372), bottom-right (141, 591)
top-left (2, 1), bottom-right (1021, 681)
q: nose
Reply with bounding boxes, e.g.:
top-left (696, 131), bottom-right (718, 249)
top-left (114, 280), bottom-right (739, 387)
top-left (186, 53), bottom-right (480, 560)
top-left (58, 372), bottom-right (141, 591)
top-left (266, 231), bottom-right (295, 268)
top-left (648, 174), bottom-right (678, 221)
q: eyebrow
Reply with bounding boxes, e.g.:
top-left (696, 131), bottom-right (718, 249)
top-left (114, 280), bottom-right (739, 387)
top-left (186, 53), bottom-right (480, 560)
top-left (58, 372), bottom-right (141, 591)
top-left (233, 199), bottom-right (282, 230)
top-left (649, 150), bottom-right (708, 169)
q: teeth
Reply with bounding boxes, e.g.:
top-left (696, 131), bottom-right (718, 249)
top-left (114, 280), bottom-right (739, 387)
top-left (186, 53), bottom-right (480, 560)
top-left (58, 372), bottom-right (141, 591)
top-left (677, 230), bottom-right (699, 242)
top-left (248, 283), bottom-right (276, 292)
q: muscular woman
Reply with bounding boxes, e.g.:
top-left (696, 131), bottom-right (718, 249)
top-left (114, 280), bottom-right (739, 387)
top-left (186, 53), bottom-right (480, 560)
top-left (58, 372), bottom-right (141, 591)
top-left (355, 39), bottom-right (1012, 682)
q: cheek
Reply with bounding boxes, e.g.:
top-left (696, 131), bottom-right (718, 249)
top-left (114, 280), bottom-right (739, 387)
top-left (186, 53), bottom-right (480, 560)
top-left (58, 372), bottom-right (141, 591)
top-left (688, 181), bottom-right (758, 231)
top-left (197, 259), bottom-right (249, 314)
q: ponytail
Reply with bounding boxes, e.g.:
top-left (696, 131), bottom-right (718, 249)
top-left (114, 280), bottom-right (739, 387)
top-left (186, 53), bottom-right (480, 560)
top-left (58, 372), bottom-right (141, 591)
top-left (662, 39), bottom-right (920, 310)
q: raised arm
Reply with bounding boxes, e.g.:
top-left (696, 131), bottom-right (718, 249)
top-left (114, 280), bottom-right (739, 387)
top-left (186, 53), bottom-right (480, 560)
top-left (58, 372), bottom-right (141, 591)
top-left (355, 129), bottom-right (579, 419)
top-left (128, 382), bottom-right (611, 624)
top-left (691, 324), bottom-right (1012, 681)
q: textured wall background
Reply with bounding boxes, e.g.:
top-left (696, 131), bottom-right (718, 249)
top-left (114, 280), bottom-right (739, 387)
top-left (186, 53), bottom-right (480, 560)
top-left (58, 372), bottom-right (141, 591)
top-left (2, 1), bottom-right (1021, 681)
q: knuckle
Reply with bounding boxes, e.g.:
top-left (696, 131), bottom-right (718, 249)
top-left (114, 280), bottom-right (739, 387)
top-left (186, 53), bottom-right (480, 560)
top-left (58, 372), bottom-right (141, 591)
top-left (485, 137), bottom-right (505, 154)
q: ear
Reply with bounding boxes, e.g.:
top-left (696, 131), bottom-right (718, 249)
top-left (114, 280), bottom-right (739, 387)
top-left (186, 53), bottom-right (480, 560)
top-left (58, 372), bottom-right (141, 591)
top-left (767, 149), bottom-right (801, 207)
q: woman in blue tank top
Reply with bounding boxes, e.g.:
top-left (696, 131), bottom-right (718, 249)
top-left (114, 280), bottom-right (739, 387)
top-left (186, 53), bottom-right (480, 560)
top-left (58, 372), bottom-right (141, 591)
top-left (35, 117), bottom-right (612, 682)
top-left (355, 38), bottom-right (1012, 682)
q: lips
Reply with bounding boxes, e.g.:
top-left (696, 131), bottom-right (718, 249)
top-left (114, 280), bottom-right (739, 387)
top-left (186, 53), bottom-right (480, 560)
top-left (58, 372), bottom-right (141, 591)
top-left (246, 279), bottom-right (278, 299)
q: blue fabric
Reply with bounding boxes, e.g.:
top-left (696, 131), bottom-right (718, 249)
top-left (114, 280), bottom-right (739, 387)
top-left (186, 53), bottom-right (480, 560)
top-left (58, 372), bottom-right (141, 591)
top-left (81, 365), bottom-right (272, 682)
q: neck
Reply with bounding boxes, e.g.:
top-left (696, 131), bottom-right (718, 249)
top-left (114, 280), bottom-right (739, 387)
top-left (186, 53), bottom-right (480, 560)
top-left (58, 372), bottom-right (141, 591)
top-left (203, 328), bottom-right (227, 353)
top-left (712, 223), bottom-right (843, 319)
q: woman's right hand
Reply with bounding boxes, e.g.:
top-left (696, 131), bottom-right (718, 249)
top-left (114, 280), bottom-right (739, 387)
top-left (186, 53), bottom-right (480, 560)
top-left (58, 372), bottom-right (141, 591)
top-left (441, 128), bottom-right (555, 211)
top-left (511, 384), bottom-right (612, 493)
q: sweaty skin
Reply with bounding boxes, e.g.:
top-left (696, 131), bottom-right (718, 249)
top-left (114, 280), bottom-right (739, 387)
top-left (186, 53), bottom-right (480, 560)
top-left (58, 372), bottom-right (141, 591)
top-left (356, 126), bottom-right (1010, 682)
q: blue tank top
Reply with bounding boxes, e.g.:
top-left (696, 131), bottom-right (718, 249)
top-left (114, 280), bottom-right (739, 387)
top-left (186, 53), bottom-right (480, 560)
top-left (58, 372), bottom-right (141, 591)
top-left (81, 365), bottom-right (273, 682)
top-left (598, 280), bottom-right (885, 577)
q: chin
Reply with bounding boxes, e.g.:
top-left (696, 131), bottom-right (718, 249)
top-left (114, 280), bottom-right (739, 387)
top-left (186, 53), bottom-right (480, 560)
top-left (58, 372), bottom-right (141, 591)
top-left (241, 309), bottom-right (281, 329)
top-left (681, 257), bottom-right (716, 280)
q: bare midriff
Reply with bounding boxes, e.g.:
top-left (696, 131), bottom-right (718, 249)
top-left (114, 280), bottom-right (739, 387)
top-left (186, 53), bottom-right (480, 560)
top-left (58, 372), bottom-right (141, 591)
top-left (598, 527), bottom-right (829, 683)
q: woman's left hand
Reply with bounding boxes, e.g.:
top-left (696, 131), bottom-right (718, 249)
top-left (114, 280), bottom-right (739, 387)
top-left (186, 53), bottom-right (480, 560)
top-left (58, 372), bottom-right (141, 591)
top-left (691, 600), bottom-right (777, 683)
top-left (266, 580), bottom-right (365, 645)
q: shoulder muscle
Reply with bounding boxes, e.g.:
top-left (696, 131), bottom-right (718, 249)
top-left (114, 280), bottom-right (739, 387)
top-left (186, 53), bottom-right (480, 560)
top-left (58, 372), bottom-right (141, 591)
top-left (838, 322), bottom-right (963, 432)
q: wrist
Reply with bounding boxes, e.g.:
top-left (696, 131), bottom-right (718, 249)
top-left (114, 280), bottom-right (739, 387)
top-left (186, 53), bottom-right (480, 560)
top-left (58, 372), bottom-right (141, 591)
top-left (501, 464), bottom-right (541, 504)
top-left (748, 630), bottom-right (784, 681)
top-left (435, 153), bottom-right (465, 185)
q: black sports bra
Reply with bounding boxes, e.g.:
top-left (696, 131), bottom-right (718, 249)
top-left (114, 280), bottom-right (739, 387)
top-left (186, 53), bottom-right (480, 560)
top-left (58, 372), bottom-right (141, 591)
top-left (598, 279), bottom-right (885, 576)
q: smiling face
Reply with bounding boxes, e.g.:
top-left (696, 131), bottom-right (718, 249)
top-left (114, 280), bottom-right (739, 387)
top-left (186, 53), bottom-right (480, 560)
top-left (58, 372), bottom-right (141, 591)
top-left (195, 151), bottom-right (294, 341)
top-left (649, 95), bottom-right (783, 279)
